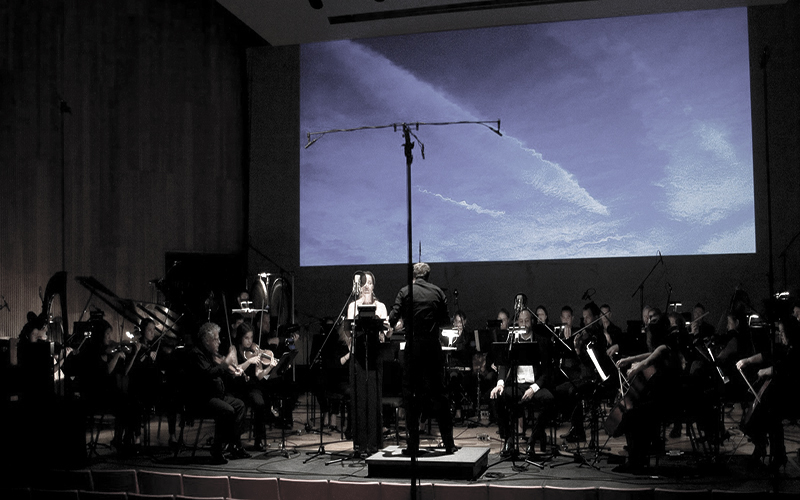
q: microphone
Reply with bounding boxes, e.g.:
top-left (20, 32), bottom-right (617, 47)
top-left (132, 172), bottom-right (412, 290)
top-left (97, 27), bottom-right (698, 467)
top-left (658, 250), bottom-right (664, 266)
top-left (1, 295), bottom-right (9, 313)
top-left (581, 288), bottom-right (593, 301)
top-left (514, 293), bottom-right (525, 313)
top-left (353, 272), bottom-right (361, 296)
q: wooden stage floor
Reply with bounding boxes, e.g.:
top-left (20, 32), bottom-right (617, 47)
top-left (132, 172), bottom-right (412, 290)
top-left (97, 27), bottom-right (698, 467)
top-left (42, 394), bottom-right (800, 494)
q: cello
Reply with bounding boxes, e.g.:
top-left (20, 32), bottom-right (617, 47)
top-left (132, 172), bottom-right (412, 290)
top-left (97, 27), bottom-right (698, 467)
top-left (604, 364), bottom-right (657, 437)
top-left (738, 367), bottom-right (771, 436)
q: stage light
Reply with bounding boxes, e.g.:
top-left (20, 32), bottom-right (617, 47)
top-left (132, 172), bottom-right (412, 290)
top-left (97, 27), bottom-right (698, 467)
top-left (309, 0), bottom-right (323, 9)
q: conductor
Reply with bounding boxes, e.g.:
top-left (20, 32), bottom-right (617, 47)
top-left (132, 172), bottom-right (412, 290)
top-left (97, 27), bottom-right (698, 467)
top-left (388, 262), bottom-right (458, 456)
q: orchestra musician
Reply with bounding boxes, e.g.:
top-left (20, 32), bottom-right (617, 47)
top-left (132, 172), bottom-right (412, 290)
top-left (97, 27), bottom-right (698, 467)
top-left (448, 310), bottom-right (472, 419)
top-left (612, 307), bottom-right (681, 473)
top-left (232, 322), bottom-right (278, 452)
top-left (184, 322), bottom-right (250, 464)
top-left (324, 322), bottom-right (353, 437)
top-left (735, 318), bottom-right (799, 472)
top-left (75, 319), bottom-right (141, 454)
top-left (17, 311), bottom-right (74, 399)
top-left (498, 308), bottom-right (511, 331)
top-left (490, 307), bottom-right (555, 459)
top-left (555, 302), bottom-right (609, 444)
top-left (388, 262), bottom-right (457, 456)
top-left (129, 319), bottom-right (164, 407)
top-left (600, 304), bottom-right (624, 358)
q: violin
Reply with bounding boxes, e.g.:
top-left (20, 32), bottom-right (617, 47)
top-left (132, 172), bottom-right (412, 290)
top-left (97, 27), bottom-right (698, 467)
top-left (244, 346), bottom-right (275, 367)
top-left (105, 341), bottom-right (134, 356)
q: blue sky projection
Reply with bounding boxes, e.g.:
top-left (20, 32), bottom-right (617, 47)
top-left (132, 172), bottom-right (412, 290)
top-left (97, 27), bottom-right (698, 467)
top-left (299, 8), bottom-right (754, 267)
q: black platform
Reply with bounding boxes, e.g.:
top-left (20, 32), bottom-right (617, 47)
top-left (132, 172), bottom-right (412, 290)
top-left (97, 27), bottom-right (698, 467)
top-left (365, 445), bottom-right (490, 480)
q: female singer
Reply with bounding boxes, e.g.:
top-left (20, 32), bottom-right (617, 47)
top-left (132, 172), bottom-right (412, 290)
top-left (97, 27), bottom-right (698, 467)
top-left (347, 271), bottom-right (390, 340)
top-left (232, 322), bottom-right (277, 451)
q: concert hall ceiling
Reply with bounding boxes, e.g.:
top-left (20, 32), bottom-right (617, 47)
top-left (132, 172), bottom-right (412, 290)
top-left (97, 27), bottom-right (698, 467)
top-left (216, 0), bottom-right (783, 46)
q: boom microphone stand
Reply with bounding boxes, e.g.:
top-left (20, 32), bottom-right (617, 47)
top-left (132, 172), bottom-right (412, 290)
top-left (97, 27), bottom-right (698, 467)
top-left (304, 280), bottom-right (359, 463)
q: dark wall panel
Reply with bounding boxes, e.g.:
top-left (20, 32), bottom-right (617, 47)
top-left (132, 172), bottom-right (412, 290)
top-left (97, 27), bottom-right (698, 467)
top-left (1, 0), bottom-right (250, 338)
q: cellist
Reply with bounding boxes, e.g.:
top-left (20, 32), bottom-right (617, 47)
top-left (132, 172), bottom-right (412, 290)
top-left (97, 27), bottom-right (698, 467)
top-left (612, 308), bottom-right (680, 473)
top-left (735, 318), bottom-right (800, 473)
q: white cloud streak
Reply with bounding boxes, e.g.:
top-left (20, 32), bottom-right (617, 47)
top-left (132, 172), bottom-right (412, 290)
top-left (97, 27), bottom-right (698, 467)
top-left (418, 188), bottom-right (505, 217)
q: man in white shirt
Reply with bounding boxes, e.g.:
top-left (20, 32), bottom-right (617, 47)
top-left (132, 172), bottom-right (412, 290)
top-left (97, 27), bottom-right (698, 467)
top-left (490, 308), bottom-right (555, 459)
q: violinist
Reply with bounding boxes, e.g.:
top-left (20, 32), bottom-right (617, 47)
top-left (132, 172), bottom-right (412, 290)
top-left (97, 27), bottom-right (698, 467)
top-left (600, 304), bottom-right (624, 358)
top-left (129, 320), bottom-right (163, 409)
top-left (735, 319), bottom-right (799, 472)
top-left (77, 318), bottom-right (141, 454)
top-left (184, 322), bottom-right (250, 464)
top-left (555, 302), bottom-right (608, 444)
top-left (232, 322), bottom-right (278, 451)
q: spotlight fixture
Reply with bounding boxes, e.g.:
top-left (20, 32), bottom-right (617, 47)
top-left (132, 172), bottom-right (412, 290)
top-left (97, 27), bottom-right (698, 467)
top-left (309, 0), bottom-right (323, 9)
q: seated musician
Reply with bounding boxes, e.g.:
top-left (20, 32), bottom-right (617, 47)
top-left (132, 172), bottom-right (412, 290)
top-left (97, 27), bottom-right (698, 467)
top-left (129, 319), bottom-right (164, 403)
top-left (664, 310), bottom-right (718, 440)
top-left (451, 310), bottom-right (469, 351)
top-left (600, 304), bottom-right (624, 358)
top-left (735, 318), bottom-right (799, 472)
top-left (613, 308), bottom-right (679, 473)
top-left (490, 307), bottom-right (555, 459)
top-left (232, 322), bottom-right (278, 451)
top-left (447, 310), bottom-right (472, 418)
top-left (184, 322), bottom-right (250, 464)
top-left (555, 302), bottom-right (609, 444)
top-left (689, 303), bottom-right (715, 340)
top-left (498, 308), bottom-right (511, 331)
top-left (323, 322), bottom-right (353, 437)
top-left (17, 311), bottom-right (74, 399)
top-left (127, 318), bottom-right (170, 448)
top-left (77, 319), bottom-right (141, 454)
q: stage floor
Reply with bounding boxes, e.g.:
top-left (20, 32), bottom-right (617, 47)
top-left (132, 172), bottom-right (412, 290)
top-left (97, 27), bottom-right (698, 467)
top-left (64, 395), bottom-right (800, 494)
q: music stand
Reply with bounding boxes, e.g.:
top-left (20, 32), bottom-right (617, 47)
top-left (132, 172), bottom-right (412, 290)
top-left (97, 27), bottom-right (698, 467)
top-left (262, 350), bottom-right (300, 458)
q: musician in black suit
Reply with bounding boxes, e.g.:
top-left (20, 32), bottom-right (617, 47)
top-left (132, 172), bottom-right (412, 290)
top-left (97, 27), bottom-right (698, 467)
top-left (184, 322), bottom-right (250, 464)
top-left (388, 262), bottom-right (457, 456)
top-left (490, 308), bottom-right (555, 458)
